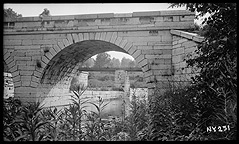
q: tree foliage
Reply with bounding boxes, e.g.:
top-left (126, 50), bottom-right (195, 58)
top-left (109, 58), bottom-right (121, 68)
top-left (4, 8), bottom-right (22, 19)
top-left (82, 58), bottom-right (95, 68)
top-left (121, 57), bottom-right (134, 68)
top-left (94, 53), bottom-right (111, 68)
top-left (168, 3), bottom-right (237, 140)
top-left (128, 60), bottom-right (136, 68)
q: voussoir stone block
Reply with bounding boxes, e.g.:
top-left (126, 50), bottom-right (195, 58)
top-left (123, 42), bottom-right (133, 51)
top-left (83, 33), bottom-right (89, 40)
top-left (110, 32), bottom-right (117, 43)
top-left (62, 39), bottom-right (70, 47)
top-left (57, 41), bottom-right (65, 50)
top-left (72, 33), bottom-right (80, 43)
top-left (114, 37), bottom-right (123, 46)
top-left (67, 34), bottom-right (74, 44)
top-left (105, 32), bottom-right (113, 42)
top-left (119, 39), bottom-right (127, 48)
top-left (78, 33), bottom-right (84, 41)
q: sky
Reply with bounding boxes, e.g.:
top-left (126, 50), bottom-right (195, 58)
top-left (4, 3), bottom-right (200, 61)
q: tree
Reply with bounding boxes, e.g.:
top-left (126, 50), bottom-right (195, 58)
top-left (169, 3), bottom-right (237, 140)
top-left (121, 57), bottom-right (132, 68)
top-left (4, 8), bottom-right (22, 19)
top-left (128, 60), bottom-right (136, 68)
top-left (109, 58), bottom-right (121, 68)
top-left (94, 52), bottom-right (111, 68)
top-left (82, 58), bottom-right (95, 68)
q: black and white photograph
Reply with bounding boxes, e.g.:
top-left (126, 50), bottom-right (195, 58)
top-left (3, 3), bottom-right (237, 141)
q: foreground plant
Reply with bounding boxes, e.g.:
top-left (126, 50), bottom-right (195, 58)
top-left (61, 83), bottom-right (89, 141)
top-left (170, 3), bottom-right (237, 140)
top-left (39, 107), bottom-right (64, 141)
top-left (13, 101), bottom-right (48, 141)
top-left (84, 96), bottom-right (110, 141)
top-left (121, 89), bottom-right (149, 141)
top-left (3, 97), bottom-right (23, 141)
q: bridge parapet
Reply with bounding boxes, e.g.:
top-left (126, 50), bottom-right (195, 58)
top-left (4, 10), bottom-right (195, 33)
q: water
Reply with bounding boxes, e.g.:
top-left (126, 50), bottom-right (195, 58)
top-left (47, 96), bottom-right (131, 119)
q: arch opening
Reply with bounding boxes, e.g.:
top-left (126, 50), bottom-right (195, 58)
top-left (37, 40), bottom-right (146, 108)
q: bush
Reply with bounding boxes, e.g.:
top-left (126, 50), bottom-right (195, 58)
top-left (88, 79), bottom-right (114, 88)
top-left (3, 97), bottom-right (23, 141)
top-left (145, 79), bottom-right (237, 141)
top-left (3, 86), bottom-right (150, 141)
top-left (4, 79), bottom-right (235, 141)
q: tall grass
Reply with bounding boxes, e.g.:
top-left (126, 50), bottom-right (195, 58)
top-left (4, 79), bottom-right (235, 141)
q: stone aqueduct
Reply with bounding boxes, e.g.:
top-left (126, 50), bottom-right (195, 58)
top-left (3, 10), bottom-right (204, 107)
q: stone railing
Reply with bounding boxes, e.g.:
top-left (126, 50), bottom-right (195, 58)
top-left (4, 10), bottom-right (195, 33)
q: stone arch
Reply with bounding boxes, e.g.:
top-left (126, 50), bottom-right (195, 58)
top-left (4, 61), bottom-right (9, 73)
top-left (36, 32), bottom-right (149, 107)
top-left (39, 32), bottom-right (147, 72)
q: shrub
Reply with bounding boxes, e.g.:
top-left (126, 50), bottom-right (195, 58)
top-left (88, 79), bottom-right (114, 88)
top-left (170, 3), bottom-right (237, 140)
top-left (123, 90), bottom-right (150, 141)
top-left (146, 83), bottom-right (198, 141)
top-left (84, 96), bottom-right (110, 141)
top-left (3, 97), bottom-right (23, 141)
top-left (98, 75), bottom-right (110, 81)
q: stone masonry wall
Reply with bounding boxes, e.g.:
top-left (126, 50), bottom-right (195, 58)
top-left (3, 10), bottom-right (195, 104)
top-left (42, 90), bottom-right (125, 108)
top-left (171, 30), bottom-right (204, 87)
